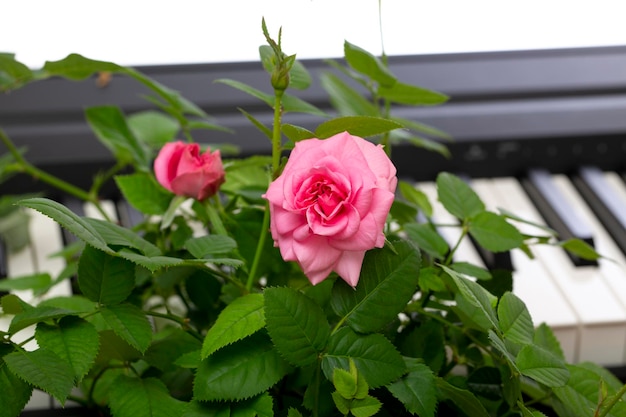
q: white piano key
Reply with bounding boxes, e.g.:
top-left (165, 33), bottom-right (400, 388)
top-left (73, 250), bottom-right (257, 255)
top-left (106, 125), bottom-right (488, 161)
top-left (417, 182), bottom-right (486, 267)
top-left (472, 178), bottom-right (579, 362)
top-left (494, 176), bottom-right (626, 365)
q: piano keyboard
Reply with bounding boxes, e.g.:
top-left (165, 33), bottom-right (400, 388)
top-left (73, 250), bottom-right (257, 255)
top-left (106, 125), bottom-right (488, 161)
top-left (4, 167), bottom-right (626, 413)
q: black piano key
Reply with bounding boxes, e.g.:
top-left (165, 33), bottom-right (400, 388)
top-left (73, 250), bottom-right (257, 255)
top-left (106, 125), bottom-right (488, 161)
top-left (572, 166), bottom-right (626, 258)
top-left (522, 168), bottom-right (597, 266)
top-left (0, 238), bottom-right (8, 279)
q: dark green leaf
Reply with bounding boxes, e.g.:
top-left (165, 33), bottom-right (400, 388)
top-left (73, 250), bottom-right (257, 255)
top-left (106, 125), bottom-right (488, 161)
top-left (201, 293), bottom-right (265, 358)
top-left (404, 222), bottom-right (449, 259)
top-left (436, 172), bottom-right (485, 220)
top-left (9, 305), bottom-right (76, 334)
top-left (17, 197), bottom-right (112, 253)
top-left (322, 327), bottom-right (405, 388)
top-left (35, 316), bottom-right (100, 381)
top-left (281, 123), bottom-right (315, 142)
top-left (330, 241), bottom-right (421, 333)
top-left (469, 211), bottom-right (524, 252)
top-left (43, 53), bottom-right (123, 80)
top-left (115, 173), bottom-right (172, 215)
top-left (435, 377), bottom-right (490, 417)
top-left (265, 287), bottom-right (330, 366)
top-left (78, 245), bottom-right (135, 305)
top-left (533, 323), bottom-right (565, 360)
top-left (194, 332), bottom-right (291, 401)
top-left (0, 54), bottom-right (34, 91)
top-left (85, 217), bottom-right (161, 256)
top-left (314, 116), bottom-right (402, 139)
top-left (0, 345), bottom-right (32, 417)
top-left (343, 41), bottom-right (396, 87)
top-left (387, 360), bottom-right (437, 417)
top-left (450, 262), bottom-right (492, 281)
top-left (108, 375), bottom-right (187, 417)
top-left (4, 348), bottom-right (75, 405)
top-left (238, 107), bottom-right (272, 140)
top-left (379, 81), bottom-right (448, 105)
top-left (144, 328), bottom-right (200, 372)
top-left (398, 181), bottom-right (433, 217)
top-left (185, 235), bottom-right (237, 258)
top-left (216, 78), bottom-right (273, 106)
top-left (100, 303), bottom-right (152, 353)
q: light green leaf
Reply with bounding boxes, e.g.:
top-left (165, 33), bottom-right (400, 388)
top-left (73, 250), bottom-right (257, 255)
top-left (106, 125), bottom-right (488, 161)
top-left (469, 211), bottom-right (524, 252)
top-left (108, 375), bottom-right (187, 417)
top-left (533, 323), bottom-right (565, 361)
top-left (350, 396), bottom-right (383, 417)
top-left (17, 197), bottom-right (112, 254)
top-left (559, 238), bottom-right (601, 261)
top-left (185, 235), bottom-right (237, 258)
top-left (115, 173), bottom-right (173, 215)
top-left (404, 222), bottom-right (449, 259)
top-left (42, 53), bottom-right (123, 80)
top-left (498, 291), bottom-right (534, 345)
top-left (99, 303), bottom-right (152, 353)
top-left (3, 348), bottom-right (75, 405)
top-left (35, 316), bottom-right (100, 381)
top-left (281, 123), bottom-right (315, 142)
top-left (435, 377), bottom-right (490, 417)
top-left (330, 241), bottom-right (421, 333)
top-left (201, 293), bottom-right (266, 358)
top-left (282, 93), bottom-right (327, 116)
top-left (319, 72), bottom-right (379, 117)
top-left (238, 107), bottom-right (272, 140)
top-left (399, 181), bottom-right (433, 217)
top-left (265, 287), bottom-right (331, 366)
top-left (441, 265), bottom-right (499, 331)
top-left (85, 105), bottom-right (150, 168)
top-left (516, 344), bottom-right (569, 387)
top-left (0, 273), bottom-right (51, 292)
top-left (488, 330), bottom-right (519, 372)
top-left (322, 327), bottom-right (406, 388)
top-left (85, 217), bottom-right (161, 257)
top-left (436, 172), bottom-right (484, 220)
top-left (216, 78), bottom-right (273, 106)
top-left (78, 245), bottom-right (135, 305)
top-left (378, 81), bottom-right (448, 105)
top-left (343, 41), bottom-right (396, 87)
top-left (0, 54), bottom-right (34, 91)
top-left (387, 360), bottom-right (437, 417)
top-left (334, 367), bottom-right (358, 399)
top-left (194, 332), bottom-right (291, 401)
top-left (450, 262), bottom-right (492, 281)
top-left (314, 115), bottom-right (402, 139)
top-left (127, 110), bottom-right (180, 148)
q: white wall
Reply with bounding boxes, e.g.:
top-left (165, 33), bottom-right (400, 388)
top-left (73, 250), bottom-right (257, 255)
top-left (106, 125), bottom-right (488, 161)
top-left (2, 0), bottom-right (626, 68)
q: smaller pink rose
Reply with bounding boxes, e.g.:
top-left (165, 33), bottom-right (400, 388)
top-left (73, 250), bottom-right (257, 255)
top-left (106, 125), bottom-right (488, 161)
top-left (264, 131), bottom-right (397, 287)
top-left (154, 141), bottom-right (225, 201)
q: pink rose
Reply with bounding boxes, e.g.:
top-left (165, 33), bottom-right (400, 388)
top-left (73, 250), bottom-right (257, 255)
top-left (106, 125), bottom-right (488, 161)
top-left (154, 141), bottom-right (225, 201)
top-left (264, 131), bottom-right (397, 287)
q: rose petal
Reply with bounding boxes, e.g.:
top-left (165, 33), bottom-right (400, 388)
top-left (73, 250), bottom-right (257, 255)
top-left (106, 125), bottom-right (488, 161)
top-left (334, 250), bottom-right (366, 287)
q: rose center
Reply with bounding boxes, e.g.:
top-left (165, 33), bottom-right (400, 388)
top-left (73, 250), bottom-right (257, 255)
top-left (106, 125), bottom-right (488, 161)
top-left (304, 176), bottom-right (346, 218)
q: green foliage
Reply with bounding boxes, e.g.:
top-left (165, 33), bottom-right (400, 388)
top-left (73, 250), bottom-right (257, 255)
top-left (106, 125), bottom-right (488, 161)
top-left (1, 18), bottom-right (623, 417)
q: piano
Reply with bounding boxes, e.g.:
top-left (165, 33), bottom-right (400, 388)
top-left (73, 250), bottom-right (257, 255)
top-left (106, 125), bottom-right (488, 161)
top-left (4, 45), bottom-right (626, 414)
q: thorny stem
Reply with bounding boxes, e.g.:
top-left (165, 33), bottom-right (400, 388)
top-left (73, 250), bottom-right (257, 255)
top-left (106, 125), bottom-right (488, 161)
top-left (597, 382), bottom-right (626, 417)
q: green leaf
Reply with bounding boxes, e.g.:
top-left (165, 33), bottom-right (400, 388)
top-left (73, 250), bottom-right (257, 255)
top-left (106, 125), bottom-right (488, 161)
top-left (185, 235), bottom-right (237, 258)
top-left (108, 375), bottom-right (187, 417)
top-left (516, 344), bottom-right (569, 387)
top-left (334, 367), bottom-right (359, 399)
top-left (85, 105), bottom-right (150, 168)
top-left (17, 197), bottom-right (112, 253)
top-left (194, 332), bottom-right (291, 401)
top-left (533, 323), bottom-right (565, 360)
top-left (3, 348), bottom-right (75, 405)
top-left (0, 346), bottom-right (32, 417)
top-left (35, 316), bottom-right (100, 381)
top-left (0, 54), bottom-right (34, 91)
top-left (404, 222), bottom-right (449, 259)
top-left (0, 273), bottom-right (51, 292)
top-left (559, 238), bottom-right (601, 261)
top-left (553, 364), bottom-right (626, 417)
top-left (9, 305), bottom-right (76, 334)
top-left (330, 241), bottom-right (421, 333)
top-left (115, 173), bottom-right (173, 215)
top-left (399, 181), bottom-right (433, 217)
top-left (488, 330), bottom-right (519, 371)
top-left (441, 265), bottom-right (499, 331)
top-left (259, 44), bottom-right (312, 90)
top-left (127, 110), bottom-right (180, 148)
top-left (282, 93), bottom-right (327, 116)
top-left (469, 211), bottom-right (524, 252)
top-left (349, 395), bottom-right (383, 417)
top-left (319, 72), bottom-right (379, 117)
top-left (343, 41), bottom-right (396, 87)
top-left (450, 262), bottom-right (492, 281)
top-left (281, 123), bottom-right (315, 142)
top-left (201, 293), bottom-right (266, 358)
top-left (435, 377), bottom-right (490, 417)
top-left (378, 81), bottom-right (448, 105)
top-left (265, 287), bottom-right (331, 366)
top-left (322, 327), bottom-right (406, 388)
top-left (114, 250), bottom-right (185, 272)
top-left (78, 245), bottom-right (135, 305)
top-left (144, 328), bottom-right (201, 372)
top-left (85, 217), bottom-right (161, 256)
top-left (216, 78), bottom-right (273, 106)
top-left (436, 173), bottom-right (485, 220)
top-left (314, 116), bottom-right (402, 139)
top-left (238, 107), bottom-right (272, 140)
top-left (43, 53), bottom-right (123, 79)
top-left (99, 303), bottom-right (152, 353)
top-left (387, 360), bottom-right (437, 417)
top-left (498, 291), bottom-right (534, 345)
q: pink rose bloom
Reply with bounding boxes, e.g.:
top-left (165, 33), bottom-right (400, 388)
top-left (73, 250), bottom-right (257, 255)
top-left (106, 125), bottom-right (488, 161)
top-left (264, 131), bottom-right (397, 287)
top-left (154, 141), bottom-right (225, 201)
